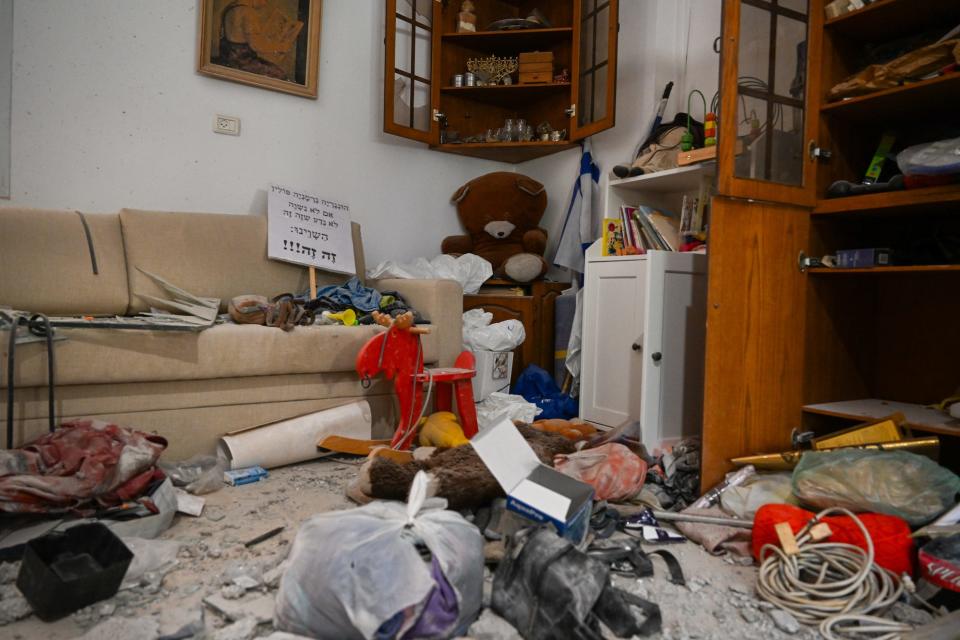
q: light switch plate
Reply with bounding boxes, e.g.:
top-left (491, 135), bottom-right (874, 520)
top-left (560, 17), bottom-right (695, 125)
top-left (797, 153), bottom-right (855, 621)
top-left (214, 114), bottom-right (240, 136)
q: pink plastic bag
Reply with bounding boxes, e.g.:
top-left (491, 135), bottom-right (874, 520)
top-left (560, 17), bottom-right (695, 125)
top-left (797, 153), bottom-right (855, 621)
top-left (554, 443), bottom-right (647, 502)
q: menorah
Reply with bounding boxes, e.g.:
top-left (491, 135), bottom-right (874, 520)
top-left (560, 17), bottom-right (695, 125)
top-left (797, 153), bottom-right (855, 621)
top-left (466, 56), bottom-right (519, 85)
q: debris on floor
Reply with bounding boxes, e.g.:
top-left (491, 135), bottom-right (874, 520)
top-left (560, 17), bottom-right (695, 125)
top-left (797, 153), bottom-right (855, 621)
top-left (1, 407), bottom-right (958, 640)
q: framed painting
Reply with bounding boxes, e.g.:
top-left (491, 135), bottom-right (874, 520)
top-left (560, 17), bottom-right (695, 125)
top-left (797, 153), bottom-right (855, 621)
top-left (197, 0), bottom-right (322, 98)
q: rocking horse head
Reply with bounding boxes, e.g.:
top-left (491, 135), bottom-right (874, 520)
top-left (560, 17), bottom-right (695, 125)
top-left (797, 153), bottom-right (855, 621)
top-left (355, 311), bottom-right (429, 383)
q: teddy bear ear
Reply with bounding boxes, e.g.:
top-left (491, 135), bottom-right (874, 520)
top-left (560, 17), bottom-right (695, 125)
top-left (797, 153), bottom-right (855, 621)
top-left (451, 184), bottom-right (470, 204)
top-left (516, 176), bottom-right (545, 197)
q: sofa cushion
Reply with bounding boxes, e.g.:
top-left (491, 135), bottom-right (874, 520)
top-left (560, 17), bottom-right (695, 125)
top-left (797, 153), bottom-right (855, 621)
top-left (0, 208), bottom-right (129, 315)
top-left (120, 209), bottom-right (366, 313)
top-left (5, 324), bottom-right (438, 387)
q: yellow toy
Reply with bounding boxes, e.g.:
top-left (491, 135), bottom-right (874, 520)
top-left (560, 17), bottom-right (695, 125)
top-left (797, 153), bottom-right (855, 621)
top-left (418, 411), bottom-right (469, 448)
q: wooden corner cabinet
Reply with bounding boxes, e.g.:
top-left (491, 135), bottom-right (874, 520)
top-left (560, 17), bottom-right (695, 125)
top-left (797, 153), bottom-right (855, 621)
top-left (702, 0), bottom-right (960, 490)
top-left (384, 0), bottom-right (619, 163)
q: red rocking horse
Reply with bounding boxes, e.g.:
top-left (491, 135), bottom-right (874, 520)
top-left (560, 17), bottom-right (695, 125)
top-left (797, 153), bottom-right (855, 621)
top-left (318, 311), bottom-right (478, 455)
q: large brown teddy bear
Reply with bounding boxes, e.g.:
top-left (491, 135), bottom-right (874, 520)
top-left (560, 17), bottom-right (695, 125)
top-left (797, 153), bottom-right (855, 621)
top-left (442, 172), bottom-right (549, 282)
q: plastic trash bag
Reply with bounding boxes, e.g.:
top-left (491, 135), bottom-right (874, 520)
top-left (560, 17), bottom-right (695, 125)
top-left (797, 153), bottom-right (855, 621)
top-left (555, 444), bottom-right (647, 502)
top-left (492, 527), bottom-right (661, 639)
top-left (792, 450), bottom-right (960, 526)
top-left (512, 365), bottom-right (578, 420)
top-left (275, 472), bottom-right (483, 639)
top-left (476, 392), bottom-right (541, 431)
top-left (462, 308), bottom-right (526, 351)
top-left (720, 472), bottom-right (797, 520)
top-left (897, 137), bottom-right (960, 176)
top-left (368, 254), bottom-right (493, 295)
top-left (159, 454), bottom-right (225, 495)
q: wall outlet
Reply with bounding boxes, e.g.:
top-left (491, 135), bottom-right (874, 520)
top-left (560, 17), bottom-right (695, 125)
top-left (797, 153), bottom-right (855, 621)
top-left (213, 114), bottom-right (240, 136)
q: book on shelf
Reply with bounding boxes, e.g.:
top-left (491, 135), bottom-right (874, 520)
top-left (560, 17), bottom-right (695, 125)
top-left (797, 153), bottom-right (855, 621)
top-left (601, 218), bottom-right (626, 256)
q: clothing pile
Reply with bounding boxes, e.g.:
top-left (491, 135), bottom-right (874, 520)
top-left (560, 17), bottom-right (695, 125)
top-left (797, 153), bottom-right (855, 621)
top-left (0, 419), bottom-right (167, 515)
top-left (305, 276), bottom-right (425, 326)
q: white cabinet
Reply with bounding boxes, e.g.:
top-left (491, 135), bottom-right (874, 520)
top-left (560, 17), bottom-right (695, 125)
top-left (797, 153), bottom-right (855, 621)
top-left (580, 164), bottom-right (711, 450)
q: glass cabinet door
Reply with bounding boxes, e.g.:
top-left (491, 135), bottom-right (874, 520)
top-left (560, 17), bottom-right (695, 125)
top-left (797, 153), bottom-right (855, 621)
top-left (384, 0), bottom-right (437, 144)
top-left (571, 0), bottom-right (618, 141)
top-left (717, 0), bottom-right (822, 205)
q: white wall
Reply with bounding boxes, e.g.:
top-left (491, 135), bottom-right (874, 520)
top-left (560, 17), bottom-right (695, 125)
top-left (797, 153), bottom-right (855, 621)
top-left (533, 0), bottom-right (722, 276)
top-left (4, 0), bottom-right (721, 269)
top-left (0, 0), bottom-right (11, 198)
top-left (4, 0), bottom-right (505, 267)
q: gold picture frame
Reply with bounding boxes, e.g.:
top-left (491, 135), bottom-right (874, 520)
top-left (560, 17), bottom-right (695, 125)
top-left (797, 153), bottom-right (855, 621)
top-left (197, 0), bottom-right (322, 99)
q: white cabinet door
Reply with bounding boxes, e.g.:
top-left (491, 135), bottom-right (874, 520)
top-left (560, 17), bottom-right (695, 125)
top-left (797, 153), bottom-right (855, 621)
top-left (641, 252), bottom-right (708, 447)
top-left (580, 257), bottom-right (646, 427)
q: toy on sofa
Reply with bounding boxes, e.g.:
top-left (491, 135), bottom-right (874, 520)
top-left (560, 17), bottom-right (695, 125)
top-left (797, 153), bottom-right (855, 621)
top-left (442, 171), bottom-right (549, 283)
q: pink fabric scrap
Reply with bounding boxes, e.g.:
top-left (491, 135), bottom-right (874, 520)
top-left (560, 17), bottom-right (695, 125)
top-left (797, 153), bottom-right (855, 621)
top-left (0, 419), bottom-right (167, 514)
top-left (554, 443), bottom-right (647, 502)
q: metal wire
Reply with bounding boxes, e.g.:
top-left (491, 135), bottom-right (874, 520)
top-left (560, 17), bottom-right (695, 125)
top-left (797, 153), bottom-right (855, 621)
top-left (756, 507), bottom-right (909, 639)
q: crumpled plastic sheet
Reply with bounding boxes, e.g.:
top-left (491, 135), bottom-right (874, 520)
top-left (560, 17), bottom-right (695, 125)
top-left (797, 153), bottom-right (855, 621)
top-left (476, 392), bottom-right (541, 431)
top-left (897, 136), bottom-right (960, 176)
top-left (159, 454), bottom-right (226, 495)
top-left (462, 308), bottom-right (525, 351)
top-left (368, 254), bottom-right (493, 294)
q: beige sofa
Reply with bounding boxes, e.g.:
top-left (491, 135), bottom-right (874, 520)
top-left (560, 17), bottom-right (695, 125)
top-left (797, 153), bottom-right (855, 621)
top-left (0, 207), bottom-right (462, 458)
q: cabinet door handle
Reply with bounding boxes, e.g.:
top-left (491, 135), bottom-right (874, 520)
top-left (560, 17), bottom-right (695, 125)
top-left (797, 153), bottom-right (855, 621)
top-left (632, 342), bottom-right (642, 352)
top-left (651, 352), bottom-right (662, 362)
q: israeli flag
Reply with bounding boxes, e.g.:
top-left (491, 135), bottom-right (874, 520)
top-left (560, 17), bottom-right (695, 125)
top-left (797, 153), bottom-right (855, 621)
top-left (552, 138), bottom-right (601, 275)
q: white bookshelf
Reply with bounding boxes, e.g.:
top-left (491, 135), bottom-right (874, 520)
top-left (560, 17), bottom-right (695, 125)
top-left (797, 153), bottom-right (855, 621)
top-left (603, 161), bottom-right (715, 221)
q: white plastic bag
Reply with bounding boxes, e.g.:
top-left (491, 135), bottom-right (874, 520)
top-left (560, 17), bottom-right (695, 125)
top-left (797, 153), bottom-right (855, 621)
top-left (897, 137), bottom-right (960, 176)
top-left (462, 309), bottom-right (525, 351)
top-left (275, 472), bottom-right (484, 639)
top-left (476, 392), bottom-right (541, 431)
top-left (368, 254), bottom-right (493, 294)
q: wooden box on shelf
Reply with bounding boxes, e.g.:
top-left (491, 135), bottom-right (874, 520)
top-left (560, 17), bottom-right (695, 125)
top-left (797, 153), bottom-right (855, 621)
top-left (383, 0), bottom-right (619, 163)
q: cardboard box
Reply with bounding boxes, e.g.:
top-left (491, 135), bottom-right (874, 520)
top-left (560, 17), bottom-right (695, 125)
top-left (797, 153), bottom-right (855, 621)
top-left (472, 418), bottom-right (594, 543)
top-left (519, 51), bottom-right (554, 63)
top-left (471, 349), bottom-right (513, 401)
top-left (519, 71), bottom-right (552, 84)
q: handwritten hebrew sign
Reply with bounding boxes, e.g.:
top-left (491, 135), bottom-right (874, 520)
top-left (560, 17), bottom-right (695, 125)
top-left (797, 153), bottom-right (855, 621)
top-left (267, 184), bottom-right (355, 275)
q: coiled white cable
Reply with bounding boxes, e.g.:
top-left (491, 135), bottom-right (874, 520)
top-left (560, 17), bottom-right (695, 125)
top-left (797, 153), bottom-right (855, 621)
top-left (756, 507), bottom-right (908, 640)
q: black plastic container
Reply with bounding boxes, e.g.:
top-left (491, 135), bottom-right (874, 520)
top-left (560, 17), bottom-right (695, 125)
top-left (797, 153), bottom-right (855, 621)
top-left (16, 522), bottom-right (133, 620)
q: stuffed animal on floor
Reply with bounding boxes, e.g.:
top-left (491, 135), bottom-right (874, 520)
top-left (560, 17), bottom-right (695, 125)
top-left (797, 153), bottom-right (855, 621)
top-left (442, 172), bottom-right (549, 283)
top-left (347, 423), bottom-right (575, 510)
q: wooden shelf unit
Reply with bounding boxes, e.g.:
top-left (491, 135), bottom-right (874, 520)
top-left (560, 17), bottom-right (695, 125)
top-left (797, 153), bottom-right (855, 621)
top-left (700, 0), bottom-right (960, 489)
top-left (383, 0), bottom-right (619, 163)
top-left (820, 73), bottom-right (960, 123)
top-left (807, 265), bottom-right (960, 274)
top-left (824, 0), bottom-right (960, 41)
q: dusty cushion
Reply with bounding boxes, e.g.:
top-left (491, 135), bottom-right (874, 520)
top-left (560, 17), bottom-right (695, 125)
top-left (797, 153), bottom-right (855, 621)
top-left (5, 323), bottom-right (438, 387)
top-left (0, 208), bottom-right (129, 315)
top-left (120, 209), bottom-right (365, 313)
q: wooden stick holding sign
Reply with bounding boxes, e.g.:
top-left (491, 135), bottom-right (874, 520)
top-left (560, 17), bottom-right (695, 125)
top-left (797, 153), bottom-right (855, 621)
top-left (266, 184), bottom-right (356, 290)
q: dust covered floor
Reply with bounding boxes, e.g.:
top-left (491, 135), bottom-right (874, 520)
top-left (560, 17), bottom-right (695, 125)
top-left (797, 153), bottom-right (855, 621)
top-left (2, 459), bottom-right (826, 640)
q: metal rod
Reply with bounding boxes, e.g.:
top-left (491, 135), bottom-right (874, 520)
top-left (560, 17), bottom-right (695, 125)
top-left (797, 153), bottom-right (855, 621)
top-left (652, 510), bottom-right (754, 529)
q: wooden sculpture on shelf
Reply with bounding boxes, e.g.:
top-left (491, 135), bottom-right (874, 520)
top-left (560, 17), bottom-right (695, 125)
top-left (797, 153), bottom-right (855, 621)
top-left (317, 311), bottom-right (479, 457)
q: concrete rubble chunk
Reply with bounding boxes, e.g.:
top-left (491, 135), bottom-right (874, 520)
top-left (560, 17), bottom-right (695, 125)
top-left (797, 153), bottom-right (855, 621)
top-left (233, 575), bottom-right (261, 591)
top-left (467, 609), bottom-right (523, 640)
top-left (221, 584), bottom-right (246, 600)
top-left (889, 601), bottom-right (935, 627)
top-left (0, 593), bottom-right (32, 625)
top-left (77, 616), bottom-right (160, 640)
top-left (212, 616), bottom-right (259, 640)
top-left (256, 633), bottom-right (313, 640)
top-left (739, 608), bottom-right (760, 624)
top-left (768, 608), bottom-right (801, 634)
top-left (205, 592), bottom-right (276, 624)
top-left (0, 562), bottom-right (19, 584)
